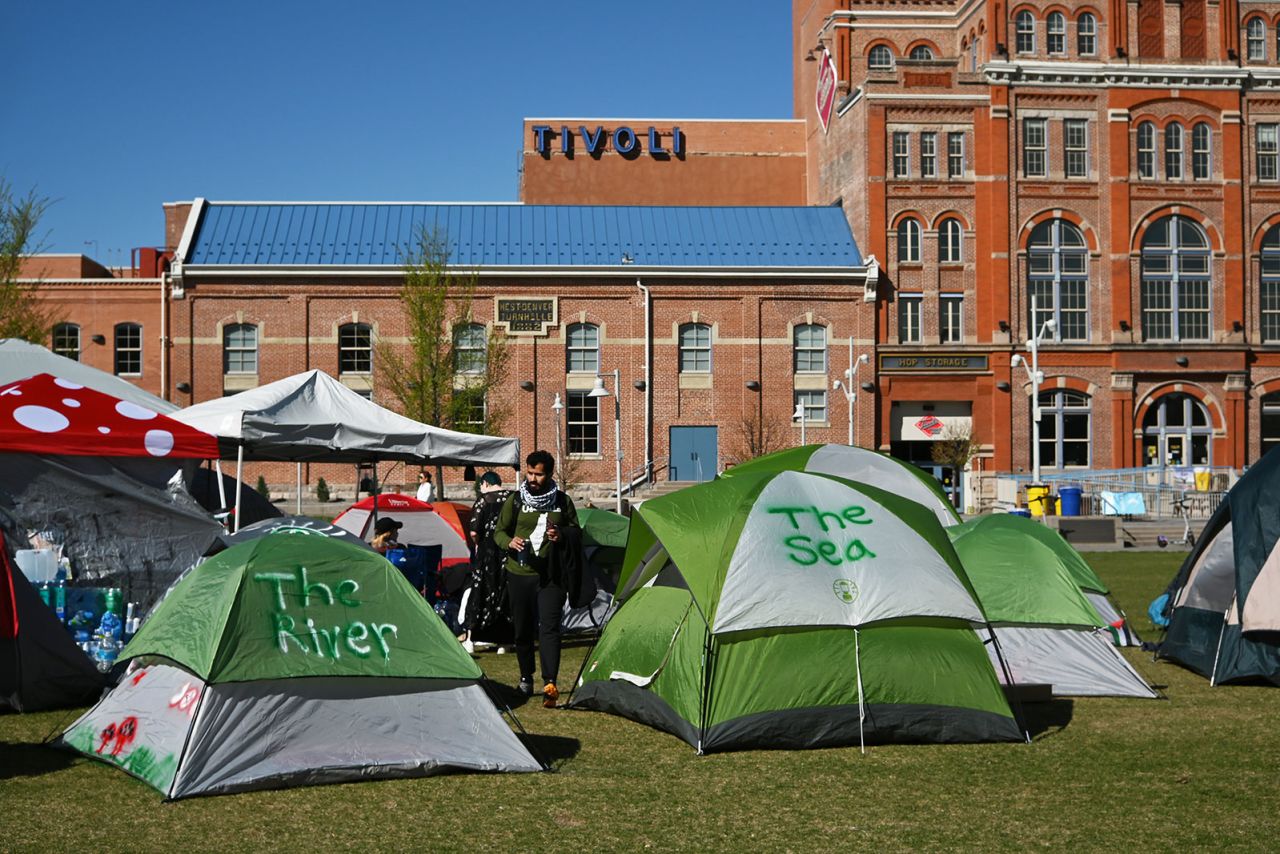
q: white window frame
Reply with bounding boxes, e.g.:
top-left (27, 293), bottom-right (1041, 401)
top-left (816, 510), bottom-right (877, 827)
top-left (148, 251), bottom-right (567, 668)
top-left (453, 323), bottom-right (487, 375)
top-left (1047, 12), bottom-right (1066, 54)
top-left (566, 322), bottom-right (600, 373)
top-left (1016, 11), bottom-right (1036, 54)
top-left (1064, 119), bottom-right (1088, 178)
top-left (920, 132), bottom-right (938, 179)
top-left (114, 323), bottom-right (142, 376)
top-left (1023, 118), bottom-right (1047, 177)
top-left (1137, 122), bottom-right (1156, 179)
top-left (1038, 389), bottom-right (1092, 469)
top-left (52, 323), bottom-right (80, 362)
top-left (1248, 17), bottom-right (1266, 62)
top-left (678, 322), bottom-right (712, 373)
top-left (1258, 124), bottom-right (1279, 182)
top-left (223, 323), bottom-right (258, 374)
top-left (338, 322), bottom-right (372, 375)
top-left (909, 45), bottom-right (934, 60)
top-left (794, 390), bottom-right (828, 423)
top-left (1140, 215), bottom-right (1212, 343)
top-left (566, 390), bottom-right (600, 456)
top-left (893, 131), bottom-right (910, 178)
top-left (938, 218), bottom-right (963, 264)
top-left (897, 217), bottom-right (922, 263)
top-left (1077, 13), bottom-right (1097, 56)
top-left (898, 293), bottom-right (923, 343)
top-left (868, 45), bottom-right (894, 69)
top-left (1165, 123), bottom-right (1184, 181)
top-left (948, 132), bottom-right (965, 178)
top-left (793, 323), bottom-right (827, 374)
top-left (1192, 123), bottom-right (1212, 181)
top-left (940, 294), bottom-right (964, 344)
top-left (1262, 225), bottom-right (1280, 342)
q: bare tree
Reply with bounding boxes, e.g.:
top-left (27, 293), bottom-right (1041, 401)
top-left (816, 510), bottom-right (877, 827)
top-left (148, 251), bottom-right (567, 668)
top-left (931, 422), bottom-right (981, 505)
top-left (0, 179), bottom-right (53, 342)
top-left (725, 413), bottom-right (786, 467)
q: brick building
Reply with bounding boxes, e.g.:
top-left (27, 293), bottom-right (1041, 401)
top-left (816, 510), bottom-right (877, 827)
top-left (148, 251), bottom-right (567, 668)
top-left (157, 200), bottom-right (868, 493)
top-left (793, 0), bottom-right (1280, 483)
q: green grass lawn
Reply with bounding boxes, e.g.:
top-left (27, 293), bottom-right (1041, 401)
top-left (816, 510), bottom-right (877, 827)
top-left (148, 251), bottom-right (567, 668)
top-left (3, 550), bottom-right (1277, 852)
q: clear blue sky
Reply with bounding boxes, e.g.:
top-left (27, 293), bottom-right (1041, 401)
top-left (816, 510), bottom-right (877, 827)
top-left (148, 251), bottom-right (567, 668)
top-left (2, 1), bottom-right (793, 261)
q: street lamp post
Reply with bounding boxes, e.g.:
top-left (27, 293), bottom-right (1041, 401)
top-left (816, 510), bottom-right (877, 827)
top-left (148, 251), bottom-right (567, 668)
top-left (833, 344), bottom-right (871, 446)
top-left (551, 392), bottom-right (565, 474)
top-left (588, 369), bottom-right (623, 513)
top-left (1011, 295), bottom-right (1057, 485)
top-left (793, 401), bottom-right (807, 446)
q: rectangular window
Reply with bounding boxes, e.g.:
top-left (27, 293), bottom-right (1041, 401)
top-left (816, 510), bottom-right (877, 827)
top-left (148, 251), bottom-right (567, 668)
top-left (566, 391), bottom-right (600, 455)
top-left (1141, 279), bottom-right (1173, 341)
top-left (893, 132), bottom-right (910, 178)
top-left (948, 132), bottom-right (965, 178)
top-left (566, 324), bottom-right (599, 373)
top-left (1064, 119), bottom-right (1088, 178)
top-left (1263, 281), bottom-right (1280, 342)
top-left (898, 294), bottom-right (923, 344)
top-left (114, 324), bottom-right (142, 376)
top-left (1165, 127), bottom-right (1184, 180)
top-left (678, 324), bottom-right (712, 373)
top-left (940, 294), bottom-right (964, 344)
top-left (793, 325), bottom-right (827, 373)
top-left (339, 325), bottom-right (372, 374)
top-left (1178, 280), bottom-right (1211, 340)
top-left (460, 389), bottom-right (486, 426)
top-left (794, 390), bottom-right (828, 424)
top-left (1058, 278), bottom-right (1089, 341)
top-left (1192, 125), bottom-right (1211, 180)
top-left (920, 132), bottom-right (937, 179)
top-left (1023, 119), bottom-right (1047, 178)
top-left (1258, 124), bottom-right (1279, 182)
top-left (223, 325), bottom-right (258, 374)
top-left (1137, 125), bottom-right (1156, 179)
top-left (1077, 16), bottom-right (1097, 55)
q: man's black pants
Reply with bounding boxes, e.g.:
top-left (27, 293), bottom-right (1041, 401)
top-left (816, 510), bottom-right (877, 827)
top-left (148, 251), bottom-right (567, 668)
top-left (506, 573), bottom-right (565, 684)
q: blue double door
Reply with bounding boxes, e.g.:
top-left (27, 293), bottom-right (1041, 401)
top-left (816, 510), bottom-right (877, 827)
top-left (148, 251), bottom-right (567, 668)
top-left (670, 426), bottom-right (717, 482)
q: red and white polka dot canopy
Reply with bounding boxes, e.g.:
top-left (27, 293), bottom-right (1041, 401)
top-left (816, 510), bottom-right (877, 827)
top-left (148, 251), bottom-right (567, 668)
top-left (0, 374), bottom-right (220, 459)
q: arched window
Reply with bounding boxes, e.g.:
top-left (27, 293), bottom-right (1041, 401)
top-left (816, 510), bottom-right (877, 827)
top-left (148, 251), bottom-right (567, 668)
top-left (938, 218), bottom-right (964, 263)
top-left (868, 45), bottom-right (894, 69)
top-left (1137, 121), bottom-right (1156, 179)
top-left (566, 322), bottom-right (599, 373)
top-left (1077, 12), bottom-right (1097, 55)
top-left (1047, 12), bottom-right (1066, 54)
top-left (51, 322), bottom-right (80, 361)
top-left (678, 323), bottom-right (712, 373)
top-left (909, 45), bottom-right (935, 60)
top-left (453, 323), bottom-right (487, 374)
top-left (1191, 122), bottom-right (1212, 180)
top-left (1142, 392), bottom-right (1212, 467)
top-left (1016, 10), bottom-right (1036, 54)
top-left (1141, 216), bottom-right (1211, 341)
top-left (1027, 219), bottom-right (1089, 341)
top-left (793, 323), bottom-right (827, 373)
top-left (338, 322), bottom-right (372, 374)
top-left (1247, 16), bottom-right (1266, 62)
top-left (1038, 389), bottom-right (1091, 468)
top-left (897, 217), bottom-right (922, 263)
top-left (223, 323), bottom-right (258, 374)
top-left (1260, 224), bottom-right (1280, 341)
top-left (1165, 123), bottom-right (1184, 180)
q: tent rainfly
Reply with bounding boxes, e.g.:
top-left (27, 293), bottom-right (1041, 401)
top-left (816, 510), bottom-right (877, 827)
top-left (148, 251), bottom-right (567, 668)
top-left (570, 470), bottom-right (1024, 752)
top-left (57, 533), bottom-right (541, 798)
top-left (722, 444), bottom-right (962, 527)
top-left (0, 339), bottom-right (176, 413)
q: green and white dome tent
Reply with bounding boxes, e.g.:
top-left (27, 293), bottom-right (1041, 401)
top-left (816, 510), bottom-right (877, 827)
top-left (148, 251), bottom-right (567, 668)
top-left (946, 514), bottom-right (1157, 698)
top-left (569, 469), bottom-right (1025, 752)
top-left (57, 532), bottom-right (540, 799)
top-left (723, 444), bottom-right (961, 527)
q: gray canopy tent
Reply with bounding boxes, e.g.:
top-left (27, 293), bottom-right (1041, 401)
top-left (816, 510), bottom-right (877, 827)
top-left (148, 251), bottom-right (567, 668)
top-left (170, 370), bottom-right (520, 529)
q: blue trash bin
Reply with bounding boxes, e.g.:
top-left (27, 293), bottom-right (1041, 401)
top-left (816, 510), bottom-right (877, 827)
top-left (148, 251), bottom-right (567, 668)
top-left (1059, 486), bottom-right (1083, 516)
top-left (1009, 508), bottom-right (1032, 518)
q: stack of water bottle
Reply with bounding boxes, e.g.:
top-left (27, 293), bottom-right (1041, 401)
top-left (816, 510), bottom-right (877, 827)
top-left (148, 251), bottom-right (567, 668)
top-left (35, 558), bottom-right (141, 672)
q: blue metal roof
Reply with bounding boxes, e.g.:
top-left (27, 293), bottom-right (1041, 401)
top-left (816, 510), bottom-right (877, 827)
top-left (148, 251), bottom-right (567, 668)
top-left (185, 204), bottom-right (862, 269)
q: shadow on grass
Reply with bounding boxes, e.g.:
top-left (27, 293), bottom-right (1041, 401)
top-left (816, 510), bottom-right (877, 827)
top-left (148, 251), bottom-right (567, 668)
top-left (517, 733), bottom-right (581, 771)
top-left (0, 742), bottom-right (78, 780)
top-left (482, 678), bottom-right (533, 711)
top-left (1020, 699), bottom-right (1075, 740)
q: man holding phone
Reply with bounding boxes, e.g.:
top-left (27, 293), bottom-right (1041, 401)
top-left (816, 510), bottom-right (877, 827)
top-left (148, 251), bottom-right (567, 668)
top-left (493, 449), bottom-right (580, 707)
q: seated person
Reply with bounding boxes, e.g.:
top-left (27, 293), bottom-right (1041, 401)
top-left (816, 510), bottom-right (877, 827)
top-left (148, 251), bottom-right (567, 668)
top-left (371, 517), bottom-right (403, 554)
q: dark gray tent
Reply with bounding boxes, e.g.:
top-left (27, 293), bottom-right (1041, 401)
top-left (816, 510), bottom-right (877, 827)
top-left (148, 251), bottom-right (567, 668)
top-left (1159, 450), bottom-right (1280, 684)
top-left (0, 530), bottom-right (103, 711)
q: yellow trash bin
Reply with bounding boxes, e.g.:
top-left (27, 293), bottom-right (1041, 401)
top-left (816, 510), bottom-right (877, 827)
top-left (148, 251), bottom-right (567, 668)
top-left (1194, 468), bottom-right (1211, 491)
top-left (1027, 485), bottom-right (1051, 517)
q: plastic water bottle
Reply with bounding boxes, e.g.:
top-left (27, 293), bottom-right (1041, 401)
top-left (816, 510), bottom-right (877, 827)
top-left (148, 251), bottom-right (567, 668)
top-left (54, 580), bottom-right (66, 623)
top-left (38, 583), bottom-right (51, 608)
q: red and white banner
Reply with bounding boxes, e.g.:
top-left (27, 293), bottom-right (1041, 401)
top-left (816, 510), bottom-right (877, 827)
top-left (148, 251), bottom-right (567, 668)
top-left (815, 47), bottom-right (837, 134)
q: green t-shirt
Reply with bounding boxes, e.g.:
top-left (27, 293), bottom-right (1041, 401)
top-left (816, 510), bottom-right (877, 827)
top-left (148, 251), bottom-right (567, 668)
top-left (492, 490), bottom-right (580, 577)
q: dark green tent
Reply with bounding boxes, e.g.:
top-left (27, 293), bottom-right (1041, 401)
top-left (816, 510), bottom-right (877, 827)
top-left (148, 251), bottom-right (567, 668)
top-left (1159, 452), bottom-right (1280, 684)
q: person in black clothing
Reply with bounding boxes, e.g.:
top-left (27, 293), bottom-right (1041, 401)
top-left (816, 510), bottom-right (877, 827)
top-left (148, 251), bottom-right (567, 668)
top-left (492, 450), bottom-right (580, 708)
top-left (460, 471), bottom-right (513, 652)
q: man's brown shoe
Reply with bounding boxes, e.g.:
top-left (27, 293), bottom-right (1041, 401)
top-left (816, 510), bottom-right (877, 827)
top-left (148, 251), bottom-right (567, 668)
top-left (542, 681), bottom-right (559, 709)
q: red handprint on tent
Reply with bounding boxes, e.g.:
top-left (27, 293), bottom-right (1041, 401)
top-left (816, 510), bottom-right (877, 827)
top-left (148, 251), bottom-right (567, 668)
top-left (96, 716), bottom-right (138, 757)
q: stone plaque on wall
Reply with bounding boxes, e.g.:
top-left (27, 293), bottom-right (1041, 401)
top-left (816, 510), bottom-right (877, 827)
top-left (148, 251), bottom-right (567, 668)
top-left (494, 297), bottom-right (558, 336)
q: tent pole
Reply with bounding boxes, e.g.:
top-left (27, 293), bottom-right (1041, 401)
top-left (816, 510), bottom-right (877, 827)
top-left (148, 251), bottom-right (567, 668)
top-left (295, 463), bottom-right (302, 514)
top-left (854, 627), bottom-right (866, 755)
top-left (213, 459), bottom-right (227, 514)
top-left (234, 445), bottom-right (244, 533)
top-left (985, 624), bottom-right (1031, 743)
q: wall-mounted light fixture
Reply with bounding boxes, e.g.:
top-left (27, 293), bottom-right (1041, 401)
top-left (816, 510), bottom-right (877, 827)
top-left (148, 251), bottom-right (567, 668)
top-left (519, 380), bottom-right (536, 392)
top-left (633, 379), bottom-right (647, 391)
top-left (1115, 46), bottom-right (1127, 58)
top-left (1233, 320), bottom-right (1244, 332)
top-left (745, 380), bottom-right (761, 391)
top-left (91, 334), bottom-right (106, 345)
top-left (176, 382), bottom-right (192, 394)
top-left (998, 320), bottom-right (1010, 333)
top-left (805, 48), bottom-right (818, 62)
top-left (1119, 319), bottom-right (1131, 332)
top-left (995, 42), bottom-right (1008, 56)
top-left (860, 381), bottom-right (876, 392)
top-left (996, 381), bottom-right (1012, 392)
top-left (1174, 356), bottom-right (1189, 367)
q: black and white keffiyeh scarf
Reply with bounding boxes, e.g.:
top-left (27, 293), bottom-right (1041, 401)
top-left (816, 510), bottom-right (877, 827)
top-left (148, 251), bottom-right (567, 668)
top-left (518, 479), bottom-right (560, 512)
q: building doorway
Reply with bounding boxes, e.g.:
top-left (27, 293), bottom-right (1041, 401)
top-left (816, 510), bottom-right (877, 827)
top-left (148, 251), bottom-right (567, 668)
top-left (670, 426), bottom-right (717, 482)
top-left (889, 401), bottom-right (973, 508)
top-left (1142, 392), bottom-right (1212, 467)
